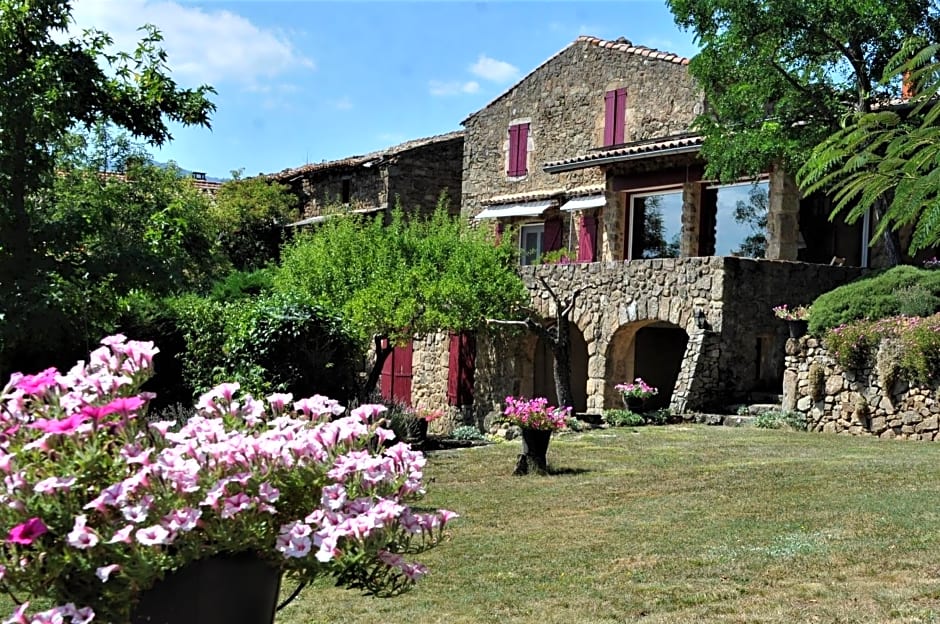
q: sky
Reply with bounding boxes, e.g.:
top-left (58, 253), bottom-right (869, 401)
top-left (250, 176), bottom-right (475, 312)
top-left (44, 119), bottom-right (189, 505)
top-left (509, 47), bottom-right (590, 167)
top-left (69, 0), bottom-right (701, 180)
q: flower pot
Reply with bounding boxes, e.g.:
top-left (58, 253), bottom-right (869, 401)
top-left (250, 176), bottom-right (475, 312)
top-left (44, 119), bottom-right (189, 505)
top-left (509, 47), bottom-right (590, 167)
top-left (405, 417), bottom-right (429, 443)
top-left (132, 553), bottom-right (281, 624)
top-left (514, 428), bottom-right (552, 475)
top-left (622, 395), bottom-right (645, 412)
top-left (787, 319), bottom-right (809, 339)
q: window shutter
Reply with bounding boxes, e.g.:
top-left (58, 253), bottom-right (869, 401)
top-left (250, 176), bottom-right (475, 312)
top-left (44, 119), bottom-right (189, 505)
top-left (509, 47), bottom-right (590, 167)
top-left (446, 333), bottom-right (460, 405)
top-left (603, 91), bottom-right (616, 146)
top-left (517, 123), bottom-right (529, 175)
top-left (577, 214), bottom-right (597, 262)
top-left (459, 331), bottom-right (476, 405)
top-left (507, 125), bottom-right (520, 175)
top-left (615, 88), bottom-right (627, 145)
top-left (494, 221), bottom-right (504, 245)
top-left (544, 217), bottom-right (563, 252)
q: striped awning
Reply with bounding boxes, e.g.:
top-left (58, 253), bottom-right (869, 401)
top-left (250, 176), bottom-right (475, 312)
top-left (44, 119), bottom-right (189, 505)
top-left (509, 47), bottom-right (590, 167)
top-left (560, 194), bottom-right (606, 212)
top-left (474, 199), bottom-right (554, 219)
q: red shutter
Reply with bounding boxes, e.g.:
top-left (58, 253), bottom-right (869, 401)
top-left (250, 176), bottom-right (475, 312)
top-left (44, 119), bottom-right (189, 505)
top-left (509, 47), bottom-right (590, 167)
top-left (517, 123), bottom-right (529, 175)
top-left (446, 333), bottom-right (460, 405)
top-left (459, 332), bottom-right (476, 405)
top-left (380, 347), bottom-right (394, 400)
top-left (392, 341), bottom-right (413, 406)
top-left (604, 90), bottom-right (616, 146)
top-left (508, 125), bottom-right (520, 175)
top-left (577, 214), bottom-right (597, 262)
top-left (494, 221), bottom-right (504, 245)
top-left (615, 88), bottom-right (627, 145)
top-left (544, 217), bottom-right (562, 253)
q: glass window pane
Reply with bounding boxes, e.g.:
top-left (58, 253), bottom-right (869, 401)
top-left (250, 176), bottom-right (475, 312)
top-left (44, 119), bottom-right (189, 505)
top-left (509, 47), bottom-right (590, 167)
top-left (630, 192), bottom-right (682, 259)
top-left (716, 182), bottom-right (769, 258)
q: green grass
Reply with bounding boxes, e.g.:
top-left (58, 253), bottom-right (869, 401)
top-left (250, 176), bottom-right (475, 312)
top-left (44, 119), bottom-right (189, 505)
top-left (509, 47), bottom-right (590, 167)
top-left (281, 426), bottom-right (940, 624)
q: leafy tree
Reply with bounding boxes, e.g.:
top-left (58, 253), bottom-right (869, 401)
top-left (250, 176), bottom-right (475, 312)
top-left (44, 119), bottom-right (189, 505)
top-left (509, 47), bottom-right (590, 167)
top-left (799, 41), bottom-right (940, 254)
top-left (0, 0), bottom-right (214, 374)
top-left (667, 0), bottom-right (939, 182)
top-left (211, 171), bottom-right (298, 271)
top-left (275, 203), bottom-right (529, 399)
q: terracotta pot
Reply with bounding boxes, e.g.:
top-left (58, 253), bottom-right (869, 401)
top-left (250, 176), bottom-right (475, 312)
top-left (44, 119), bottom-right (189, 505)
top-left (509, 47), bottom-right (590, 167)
top-left (131, 553), bottom-right (281, 624)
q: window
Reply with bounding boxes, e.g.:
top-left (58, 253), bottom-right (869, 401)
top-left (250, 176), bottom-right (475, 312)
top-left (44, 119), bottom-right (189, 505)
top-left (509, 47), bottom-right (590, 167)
top-left (519, 223), bottom-right (544, 265)
top-left (604, 88), bottom-right (627, 146)
top-left (507, 123), bottom-right (529, 177)
top-left (341, 179), bottom-right (351, 204)
top-left (627, 191), bottom-right (682, 259)
top-left (447, 331), bottom-right (476, 406)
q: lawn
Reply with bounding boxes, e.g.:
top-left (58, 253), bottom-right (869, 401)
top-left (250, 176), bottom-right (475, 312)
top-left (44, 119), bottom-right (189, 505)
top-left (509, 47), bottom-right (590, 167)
top-left (281, 425), bottom-right (940, 624)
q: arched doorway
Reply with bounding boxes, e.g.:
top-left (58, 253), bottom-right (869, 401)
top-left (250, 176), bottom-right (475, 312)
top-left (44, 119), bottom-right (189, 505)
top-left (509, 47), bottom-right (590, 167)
top-left (606, 320), bottom-right (688, 409)
top-left (533, 325), bottom-right (588, 412)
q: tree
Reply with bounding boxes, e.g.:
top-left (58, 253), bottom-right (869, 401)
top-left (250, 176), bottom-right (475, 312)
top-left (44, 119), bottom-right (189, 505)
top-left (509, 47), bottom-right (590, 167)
top-left (667, 0), bottom-right (939, 182)
top-left (275, 203), bottom-right (529, 400)
top-left (0, 0), bottom-right (215, 374)
top-left (798, 41), bottom-right (940, 254)
top-left (211, 171), bottom-right (299, 271)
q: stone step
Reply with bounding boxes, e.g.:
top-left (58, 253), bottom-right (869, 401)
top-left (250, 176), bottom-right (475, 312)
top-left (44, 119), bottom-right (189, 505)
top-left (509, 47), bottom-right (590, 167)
top-left (722, 414), bottom-right (757, 427)
top-left (748, 392), bottom-right (784, 404)
top-left (746, 403), bottom-right (784, 415)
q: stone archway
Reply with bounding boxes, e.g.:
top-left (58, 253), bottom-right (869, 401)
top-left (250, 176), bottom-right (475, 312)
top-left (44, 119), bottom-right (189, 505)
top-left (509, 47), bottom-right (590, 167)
top-left (533, 324), bottom-right (589, 412)
top-left (605, 320), bottom-right (688, 410)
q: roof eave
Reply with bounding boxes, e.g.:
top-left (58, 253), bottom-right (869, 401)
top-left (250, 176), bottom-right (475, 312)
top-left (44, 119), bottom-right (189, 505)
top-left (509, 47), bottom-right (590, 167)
top-left (543, 144), bottom-right (702, 174)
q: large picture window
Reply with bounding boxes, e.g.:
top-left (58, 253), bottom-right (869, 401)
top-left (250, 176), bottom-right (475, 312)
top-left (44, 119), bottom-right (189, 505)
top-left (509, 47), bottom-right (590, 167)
top-left (628, 191), bottom-right (682, 259)
top-left (715, 181), bottom-right (769, 258)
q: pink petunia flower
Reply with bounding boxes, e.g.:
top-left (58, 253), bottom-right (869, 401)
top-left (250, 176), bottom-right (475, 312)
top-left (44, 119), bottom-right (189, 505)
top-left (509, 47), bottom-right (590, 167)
top-left (7, 517), bottom-right (47, 545)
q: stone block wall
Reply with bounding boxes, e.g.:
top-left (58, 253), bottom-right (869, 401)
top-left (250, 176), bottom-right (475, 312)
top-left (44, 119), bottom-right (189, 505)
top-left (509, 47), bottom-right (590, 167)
top-left (388, 136), bottom-right (463, 218)
top-left (784, 338), bottom-right (940, 440)
top-left (287, 167), bottom-right (387, 218)
top-left (461, 38), bottom-right (702, 218)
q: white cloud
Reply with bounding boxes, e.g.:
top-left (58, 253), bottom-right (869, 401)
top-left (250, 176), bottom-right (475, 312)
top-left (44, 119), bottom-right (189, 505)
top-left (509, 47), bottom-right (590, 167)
top-left (469, 55), bottom-right (519, 84)
top-left (428, 80), bottom-right (480, 97)
top-left (69, 0), bottom-right (314, 89)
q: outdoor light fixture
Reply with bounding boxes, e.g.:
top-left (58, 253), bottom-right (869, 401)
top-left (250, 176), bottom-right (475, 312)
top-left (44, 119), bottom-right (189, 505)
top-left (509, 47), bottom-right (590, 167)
top-left (694, 308), bottom-right (708, 330)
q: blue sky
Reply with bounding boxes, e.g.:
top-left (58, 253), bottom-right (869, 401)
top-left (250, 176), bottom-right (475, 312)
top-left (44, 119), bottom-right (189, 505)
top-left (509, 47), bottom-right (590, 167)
top-left (71, 1), bottom-right (700, 179)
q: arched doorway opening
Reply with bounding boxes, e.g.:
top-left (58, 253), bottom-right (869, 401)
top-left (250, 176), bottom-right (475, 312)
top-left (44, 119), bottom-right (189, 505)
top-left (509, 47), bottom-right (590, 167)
top-left (606, 320), bottom-right (688, 409)
top-left (533, 324), bottom-right (588, 412)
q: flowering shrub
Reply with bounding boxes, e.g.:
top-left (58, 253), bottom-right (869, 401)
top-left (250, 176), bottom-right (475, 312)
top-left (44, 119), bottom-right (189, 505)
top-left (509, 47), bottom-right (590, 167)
top-left (614, 378), bottom-right (659, 401)
top-left (824, 314), bottom-right (940, 383)
top-left (772, 304), bottom-right (809, 321)
top-left (417, 408), bottom-right (444, 422)
top-left (0, 335), bottom-right (455, 624)
top-left (502, 396), bottom-right (570, 431)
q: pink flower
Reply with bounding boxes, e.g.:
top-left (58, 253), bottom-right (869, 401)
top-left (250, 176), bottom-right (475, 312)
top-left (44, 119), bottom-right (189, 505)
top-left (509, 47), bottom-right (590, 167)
top-left (96, 564), bottom-right (120, 583)
top-left (28, 412), bottom-right (88, 435)
top-left (13, 368), bottom-right (59, 396)
top-left (107, 524), bottom-right (134, 544)
top-left (67, 515), bottom-right (99, 549)
top-left (33, 476), bottom-right (76, 494)
top-left (7, 517), bottom-right (47, 545)
top-left (135, 525), bottom-right (172, 546)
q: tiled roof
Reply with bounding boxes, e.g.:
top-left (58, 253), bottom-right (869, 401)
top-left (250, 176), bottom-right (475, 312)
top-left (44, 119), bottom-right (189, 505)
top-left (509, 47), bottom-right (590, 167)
top-left (464, 35), bottom-right (690, 124)
top-left (481, 184), bottom-right (605, 207)
top-left (543, 134), bottom-right (703, 173)
top-left (269, 130), bottom-right (464, 181)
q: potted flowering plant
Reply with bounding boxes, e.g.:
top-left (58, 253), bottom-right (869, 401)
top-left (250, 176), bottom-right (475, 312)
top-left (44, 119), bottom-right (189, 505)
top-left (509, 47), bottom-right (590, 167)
top-left (502, 396), bottom-right (570, 475)
top-left (0, 335), bottom-right (456, 624)
top-left (773, 304), bottom-right (810, 338)
top-left (614, 378), bottom-right (658, 411)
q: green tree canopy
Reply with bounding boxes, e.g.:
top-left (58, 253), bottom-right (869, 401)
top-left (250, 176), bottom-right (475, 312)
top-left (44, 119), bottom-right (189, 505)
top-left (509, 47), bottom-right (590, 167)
top-left (0, 0), bottom-right (215, 373)
top-left (667, 0), bottom-right (939, 182)
top-left (275, 204), bottom-right (529, 397)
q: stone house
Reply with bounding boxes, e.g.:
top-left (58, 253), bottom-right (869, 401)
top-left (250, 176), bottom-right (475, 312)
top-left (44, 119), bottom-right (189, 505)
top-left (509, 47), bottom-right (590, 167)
top-left (269, 131), bottom-right (464, 226)
top-left (404, 35), bottom-right (873, 424)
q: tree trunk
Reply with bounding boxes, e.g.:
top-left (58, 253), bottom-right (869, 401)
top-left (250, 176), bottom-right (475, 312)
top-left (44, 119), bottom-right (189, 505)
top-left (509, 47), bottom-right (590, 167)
top-left (551, 317), bottom-right (574, 409)
top-left (358, 335), bottom-right (394, 403)
top-left (874, 196), bottom-right (902, 267)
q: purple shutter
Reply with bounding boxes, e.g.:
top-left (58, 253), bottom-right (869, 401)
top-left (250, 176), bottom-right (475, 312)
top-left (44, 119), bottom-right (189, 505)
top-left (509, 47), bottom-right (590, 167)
top-left (615, 88), bottom-right (627, 145)
top-left (517, 123), bottom-right (529, 175)
top-left (604, 90), bottom-right (616, 146)
top-left (544, 217), bottom-right (562, 253)
top-left (577, 214), bottom-right (597, 262)
top-left (446, 333), bottom-right (460, 406)
top-left (459, 331), bottom-right (476, 405)
top-left (508, 125), bottom-right (520, 175)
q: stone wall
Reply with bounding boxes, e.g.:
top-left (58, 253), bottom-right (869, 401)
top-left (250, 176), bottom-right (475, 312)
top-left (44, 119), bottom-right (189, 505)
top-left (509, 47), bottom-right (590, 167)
top-left (784, 338), bottom-right (940, 440)
top-left (461, 38), bottom-right (703, 218)
top-left (388, 137), bottom-right (464, 218)
top-left (285, 167), bottom-right (387, 218)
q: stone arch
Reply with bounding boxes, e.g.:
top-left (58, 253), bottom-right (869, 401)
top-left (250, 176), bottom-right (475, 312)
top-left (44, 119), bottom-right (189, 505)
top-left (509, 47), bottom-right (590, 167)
top-left (533, 323), bottom-right (589, 412)
top-left (605, 320), bottom-right (689, 410)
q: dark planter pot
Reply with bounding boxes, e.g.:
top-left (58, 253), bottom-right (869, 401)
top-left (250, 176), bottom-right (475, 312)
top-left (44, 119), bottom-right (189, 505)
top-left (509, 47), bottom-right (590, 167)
top-left (787, 319), bottom-right (809, 339)
top-left (622, 395), bottom-right (645, 413)
top-left (405, 417), bottom-right (429, 443)
top-left (514, 428), bottom-right (552, 475)
top-left (132, 553), bottom-right (282, 624)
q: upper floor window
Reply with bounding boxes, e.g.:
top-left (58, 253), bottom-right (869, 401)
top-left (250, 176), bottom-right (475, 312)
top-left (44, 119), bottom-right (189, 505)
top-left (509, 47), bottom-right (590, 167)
top-left (508, 123), bottom-right (529, 177)
top-left (604, 88), bottom-right (627, 146)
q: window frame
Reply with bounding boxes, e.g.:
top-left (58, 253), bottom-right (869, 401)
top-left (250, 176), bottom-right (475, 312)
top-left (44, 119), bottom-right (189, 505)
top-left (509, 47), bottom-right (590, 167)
top-left (507, 122), bottom-right (530, 177)
top-left (519, 222), bottom-right (545, 265)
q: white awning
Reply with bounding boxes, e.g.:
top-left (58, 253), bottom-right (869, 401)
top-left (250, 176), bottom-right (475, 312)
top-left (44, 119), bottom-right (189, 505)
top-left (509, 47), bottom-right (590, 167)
top-left (474, 199), bottom-right (554, 219)
top-left (560, 194), bottom-right (606, 212)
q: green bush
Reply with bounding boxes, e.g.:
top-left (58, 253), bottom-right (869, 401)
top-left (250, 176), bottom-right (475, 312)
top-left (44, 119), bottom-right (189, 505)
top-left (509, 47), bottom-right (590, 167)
top-left (451, 425), bottom-right (485, 441)
top-left (824, 314), bottom-right (940, 384)
top-left (209, 268), bottom-right (275, 302)
top-left (809, 266), bottom-right (940, 334)
top-left (754, 410), bottom-right (807, 431)
top-left (604, 409), bottom-right (645, 427)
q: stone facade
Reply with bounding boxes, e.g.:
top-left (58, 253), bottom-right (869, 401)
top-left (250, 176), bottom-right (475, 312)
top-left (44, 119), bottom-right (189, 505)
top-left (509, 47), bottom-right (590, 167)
top-left (462, 35), bottom-right (703, 240)
top-left (271, 132), bottom-right (464, 220)
top-left (784, 338), bottom-right (940, 440)
top-left (407, 258), bottom-right (862, 426)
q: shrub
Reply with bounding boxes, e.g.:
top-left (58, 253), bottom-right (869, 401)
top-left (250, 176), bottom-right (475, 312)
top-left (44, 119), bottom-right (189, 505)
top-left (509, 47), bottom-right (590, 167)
top-left (824, 314), bottom-right (940, 384)
top-left (809, 266), bottom-right (940, 334)
top-left (754, 410), bottom-right (807, 430)
top-left (208, 267), bottom-right (275, 301)
top-left (451, 425), bottom-right (486, 441)
top-left (604, 409), bottom-right (645, 427)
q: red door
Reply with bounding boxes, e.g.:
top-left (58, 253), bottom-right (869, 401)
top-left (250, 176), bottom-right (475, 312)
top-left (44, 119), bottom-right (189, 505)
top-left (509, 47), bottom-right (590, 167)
top-left (380, 340), bottom-right (413, 406)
